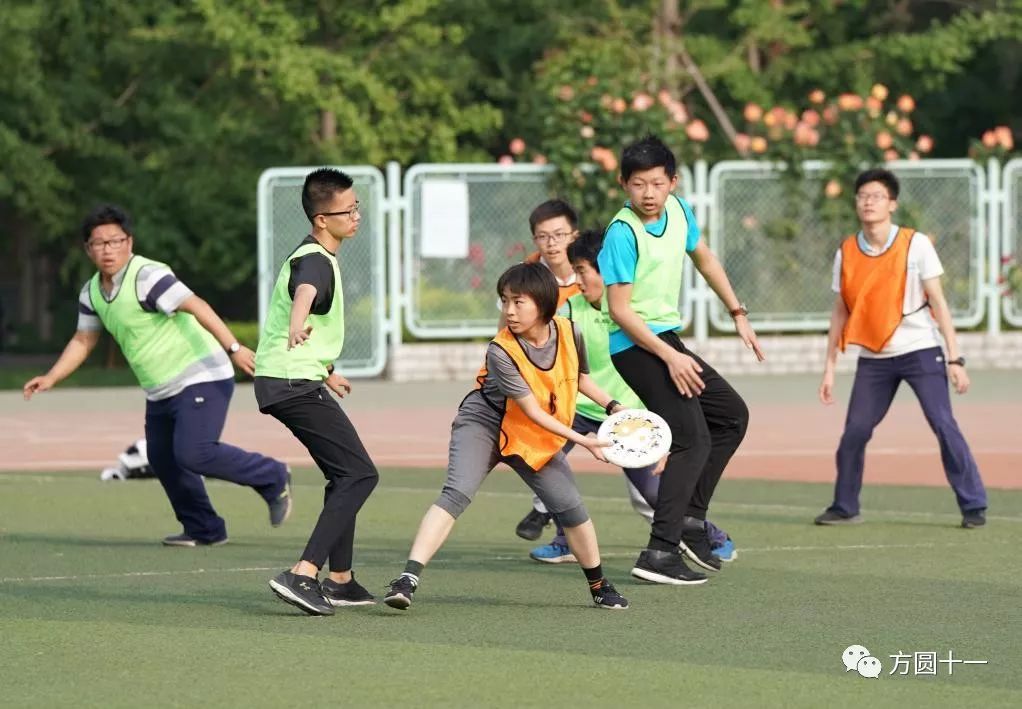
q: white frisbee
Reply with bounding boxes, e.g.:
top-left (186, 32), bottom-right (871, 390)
top-left (597, 408), bottom-right (672, 469)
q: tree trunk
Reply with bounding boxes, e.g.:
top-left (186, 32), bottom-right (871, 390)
top-left (36, 253), bottom-right (53, 342)
top-left (655, 0), bottom-right (681, 83)
top-left (15, 222), bottom-right (35, 327)
top-left (320, 109), bottom-right (337, 143)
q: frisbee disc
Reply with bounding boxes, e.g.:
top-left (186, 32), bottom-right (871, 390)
top-left (597, 408), bottom-right (672, 469)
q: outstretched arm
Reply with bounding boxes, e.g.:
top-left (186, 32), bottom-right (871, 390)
top-left (688, 241), bottom-right (764, 361)
top-left (23, 330), bottom-right (101, 399)
top-left (177, 295), bottom-right (255, 376)
top-left (578, 373), bottom-right (624, 414)
top-left (514, 393), bottom-right (609, 462)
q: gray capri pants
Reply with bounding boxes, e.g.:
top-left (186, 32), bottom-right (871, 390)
top-left (435, 396), bottom-right (590, 528)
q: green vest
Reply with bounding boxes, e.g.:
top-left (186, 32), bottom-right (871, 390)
top-left (566, 294), bottom-right (644, 422)
top-left (89, 255), bottom-right (220, 389)
top-left (255, 240), bottom-right (344, 381)
top-left (602, 197), bottom-right (687, 333)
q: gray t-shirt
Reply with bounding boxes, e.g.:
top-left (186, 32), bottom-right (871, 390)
top-left (460, 321), bottom-right (589, 426)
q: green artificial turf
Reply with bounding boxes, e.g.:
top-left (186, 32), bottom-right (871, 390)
top-left (1, 468), bottom-right (1019, 708)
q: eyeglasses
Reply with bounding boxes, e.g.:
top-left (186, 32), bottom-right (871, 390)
top-left (86, 236), bottom-right (130, 252)
top-left (318, 201), bottom-right (361, 219)
top-left (534, 231), bottom-right (573, 244)
top-left (855, 192), bottom-right (889, 204)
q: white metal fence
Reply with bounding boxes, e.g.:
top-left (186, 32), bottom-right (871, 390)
top-left (257, 158), bottom-right (1020, 376)
top-left (257, 167), bottom-right (388, 376)
top-left (1003, 158), bottom-right (1022, 327)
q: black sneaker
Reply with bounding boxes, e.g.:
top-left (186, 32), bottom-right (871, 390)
top-left (961, 509), bottom-right (986, 529)
top-left (321, 576), bottom-right (376, 606)
top-left (631, 549), bottom-right (708, 586)
top-left (515, 508), bottom-right (552, 541)
top-left (383, 574), bottom-right (418, 610)
top-left (591, 580), bottom-right (629, 610)
top-left (268, 468), bottom-right (293, 527)
top-left (679, 518), bottom-right (722, 572)
top-left (814, 509), bottom-right (863, 525)
top-left (162, 532), bottom-right (228, 547)
top-left (268, 570), bottom-right (334, 616)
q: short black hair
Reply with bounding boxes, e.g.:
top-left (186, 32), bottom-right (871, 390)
top-left (567, 228), bottom-right (605, 272)
top-left (302, 168), bottom-right (355, 222)
top-left (81, 204), bottom-right (133, 242)
top-left (496, 262), bottom-right (558, 322)
top-left (855, 168), bottom-right (900, 200)
top-left (529, 199), bottom-right (578, 234)
top-left (620, 134), bottom-right (677, 181)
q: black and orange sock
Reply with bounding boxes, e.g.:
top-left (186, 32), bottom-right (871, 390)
top-left (582, 564), bottom-right (604, 592)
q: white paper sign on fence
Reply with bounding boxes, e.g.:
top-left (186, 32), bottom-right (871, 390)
top-left (420, 179), bottom-right (470, 258)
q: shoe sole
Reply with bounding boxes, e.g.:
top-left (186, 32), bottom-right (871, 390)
top-left (162, 538), bottom-right (229, 547)
top-left (593, 600), bottom-right (629, 610)
top-left (529, 554), bottom-right (577, 564)
top-left (267, 578), bottom-right (334, 616)
top-left (516, 527), bottom-right (544, 541)
top-left (814, 516), bottom-right (863, 525)
top-left (630, 566), bottom-right (708, 586)
top-left (270, 495), bottom-right (293, 528)
top-left (383, 593), bottom-right (412, 610)
top-left (326, 598), bottom-right (377, 607)
top-left (678, 540), bottom-right (721, 572)
top-left (716, 550), bottom-right (737, 563)
top-left (961, 522), bottom-right (985, 529)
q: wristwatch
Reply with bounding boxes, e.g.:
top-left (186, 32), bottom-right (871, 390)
top-left (226, 342), bottom-right (241, 354)
top-left (948, 356), bottom-right (966, 367)
top-left (729, 303), bottom-right (749, 318)
top-left (605, 399), bottom-right (621, 416)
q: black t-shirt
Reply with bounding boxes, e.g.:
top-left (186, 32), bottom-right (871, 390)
top-left (255, 236), bottom-right (338, 411)
top-left (289, 235), bottom-right (335, 315)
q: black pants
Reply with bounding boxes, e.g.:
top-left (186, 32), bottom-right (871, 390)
top-left (612, 331), bottom-right (749, 551)
top-left (264, 386), bottom-right (379, 571)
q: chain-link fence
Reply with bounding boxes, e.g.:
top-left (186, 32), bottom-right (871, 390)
top-left (255, 159), bottom-right (1010, 377)
top-left (1004, 159), bottom-right (1022, 327)
top-left (402, 163), bottom-right (695, 338)
top-left (707, 160), bottom-right (985, 331)
top-left (257, 167), bottom-right (387, 376)
top-left (403, 164), bottom-right (554, 338)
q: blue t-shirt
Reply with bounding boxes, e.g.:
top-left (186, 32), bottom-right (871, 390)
top-left (598, 195), bottom-right (700, 354)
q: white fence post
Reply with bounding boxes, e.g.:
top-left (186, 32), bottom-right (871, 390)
top-left (385, 160), bottom-right (404, 347)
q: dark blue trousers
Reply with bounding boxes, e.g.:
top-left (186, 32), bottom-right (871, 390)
top-left (145, 378), bottom-right (287, 542)
top-left (830, 347), bottom-right (987, 516)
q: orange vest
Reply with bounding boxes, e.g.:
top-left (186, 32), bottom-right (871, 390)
top-left (475, 317), bottom-right (579, 471)
top-left (839, 226), bottom-right (915, 353)
top-left (525, 251), bottom-right (581, 309)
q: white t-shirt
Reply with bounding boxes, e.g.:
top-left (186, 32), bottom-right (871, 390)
top-left (831, 225), bottom-right (944, 358)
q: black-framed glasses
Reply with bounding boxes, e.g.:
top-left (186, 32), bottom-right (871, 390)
top-left (318, 201), bottom-right (361, 219)
top-left (86, 236), bottom-right (130, 252)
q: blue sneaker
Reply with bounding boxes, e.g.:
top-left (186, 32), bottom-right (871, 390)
top-left (711, 537), bottom-right (737, 563)
top-left (529, 542), bottom-right (577, 564)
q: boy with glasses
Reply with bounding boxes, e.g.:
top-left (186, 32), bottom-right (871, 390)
top-left (24, 204), bottom-right (291, 547)
top-left (816, 168), bottom-right (987, 528)
top-left (256, 168), bottom-right (379, 616)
